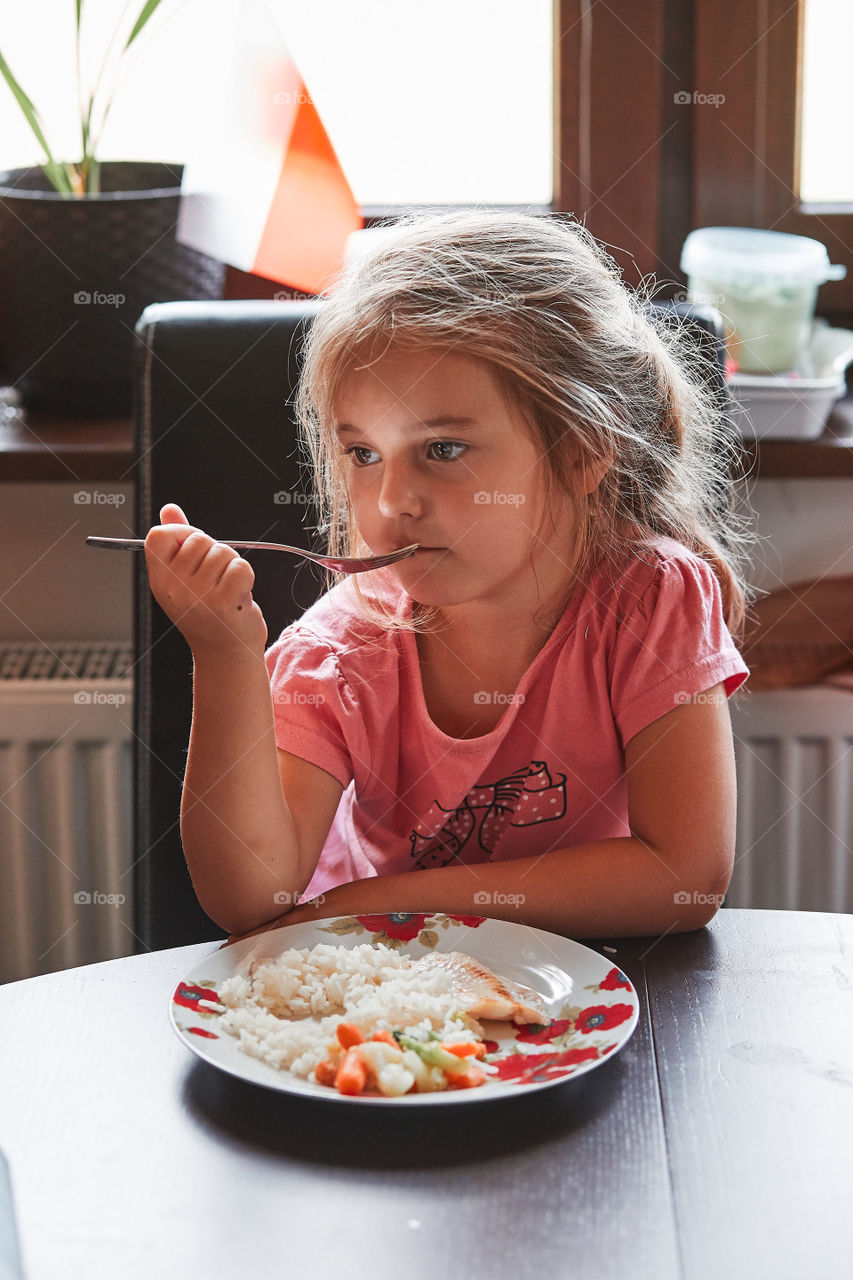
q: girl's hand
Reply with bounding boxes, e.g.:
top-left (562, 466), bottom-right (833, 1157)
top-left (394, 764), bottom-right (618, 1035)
top-left (222, 901), bottom-right (319, 947)
top-left (144, 503), bottom-right (268, 657)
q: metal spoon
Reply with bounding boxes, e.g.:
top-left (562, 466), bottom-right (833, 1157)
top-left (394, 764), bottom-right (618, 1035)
top-left (85, 536), bottom-right (420, 575)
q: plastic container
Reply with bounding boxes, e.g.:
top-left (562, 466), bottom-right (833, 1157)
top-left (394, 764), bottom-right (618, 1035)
top-left (680, 227), bottom-right (846, 375)
top-left (728, 320), bottom-right (853, 440)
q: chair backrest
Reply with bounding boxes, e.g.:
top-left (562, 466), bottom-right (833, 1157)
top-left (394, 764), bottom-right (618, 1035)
top-left (132, 298), bottom-right (730, 951)
top-left (133, 300), bottom-right (325, 949)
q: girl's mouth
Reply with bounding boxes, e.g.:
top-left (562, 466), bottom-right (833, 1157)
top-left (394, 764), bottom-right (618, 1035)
top-left (385, 544), bottom-right (445, 554)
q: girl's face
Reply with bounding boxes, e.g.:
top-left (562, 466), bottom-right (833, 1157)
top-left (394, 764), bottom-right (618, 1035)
top-left (332, 346), bottom-right (581, 616)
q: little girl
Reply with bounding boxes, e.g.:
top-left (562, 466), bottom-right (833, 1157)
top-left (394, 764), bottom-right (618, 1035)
top-left (145, 209), bottom-right (751, 941)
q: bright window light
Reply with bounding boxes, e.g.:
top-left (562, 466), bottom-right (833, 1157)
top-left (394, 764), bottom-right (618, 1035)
top-left (0, 0), bottom-right (553, 207)
top-left (800, 0), bottom-right (853, 203)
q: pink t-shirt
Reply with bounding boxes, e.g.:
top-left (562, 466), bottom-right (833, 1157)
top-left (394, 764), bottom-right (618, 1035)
top-left (265, 537), bottom-right (749, 899)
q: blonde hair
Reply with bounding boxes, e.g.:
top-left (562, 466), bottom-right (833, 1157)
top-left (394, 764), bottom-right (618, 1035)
top-left (294, 208), bottom-right (753, 639)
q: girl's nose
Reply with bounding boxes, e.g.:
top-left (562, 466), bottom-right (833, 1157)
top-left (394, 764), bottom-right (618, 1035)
top-left (376, 458), bottom-right (426, 520)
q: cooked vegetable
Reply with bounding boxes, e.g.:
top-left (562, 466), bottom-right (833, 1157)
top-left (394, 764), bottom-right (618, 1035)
top-left (314, 1059), bottom-right (338, 1088)
top-left (377, 1062), bottom-right (416, 1097)
top-left (369, 1029), bottom-right (397, 1046)
top-left (446, 1065), bottom-right (488, 1090)
top-left (336, 1023), bottom-right (366, 1049)
top-left (396, 1034), bottom-right (471, 1074)
top-left (441, 1041), bottom-right (487, 1060)
top-left (313, 1023), bottom-right (490, 1096)
top-left (335, 1047), bottom-right (369, 1095)
top-left (400, 1050), bottom-right (448, 1093)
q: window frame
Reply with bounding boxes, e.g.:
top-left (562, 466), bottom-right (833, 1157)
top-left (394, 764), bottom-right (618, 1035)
top-left (693, 0), bottom-right (852, 323)
top-left (555, 0), bottom-right (853, 324)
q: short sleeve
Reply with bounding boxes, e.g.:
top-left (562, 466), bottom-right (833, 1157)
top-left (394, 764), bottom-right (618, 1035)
top-left (608, 551), bottom-right (749, 748)
top-left (264, 624), bottom-right (359, 788)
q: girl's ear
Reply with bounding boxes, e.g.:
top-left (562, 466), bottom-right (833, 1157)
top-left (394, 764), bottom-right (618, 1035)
top-left (576, 452), bottom-right (612, 496)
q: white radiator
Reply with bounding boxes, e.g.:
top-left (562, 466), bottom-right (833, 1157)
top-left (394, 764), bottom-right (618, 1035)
top-left (0, 642), bottom-right (134, 983)
top-left (729, 688), bottom-right (853, 913)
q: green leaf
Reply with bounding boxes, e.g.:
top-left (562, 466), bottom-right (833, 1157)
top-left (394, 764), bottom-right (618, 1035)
top-left (124, 0), bottom-right (167, 51)
top-left (81, 91), bottom-right (95, 154)
top-left (75, 0), bottom-right (84, 33)
top-left (0, 50), bottom-right (73, 194)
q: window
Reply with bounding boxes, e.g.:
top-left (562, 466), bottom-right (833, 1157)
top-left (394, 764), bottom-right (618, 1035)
top-left (2, 4), bottom-right (847, 320)
top-left (268, 0), bottom-right (553, 207)
top-left (0, 0), bottom-right (553, 208)
top-left (556, 0), bottom-right (853, 326)
top-left (689, 0), bottom-right (853, 322)
top-left (799, 0), bottom-right (853, 203)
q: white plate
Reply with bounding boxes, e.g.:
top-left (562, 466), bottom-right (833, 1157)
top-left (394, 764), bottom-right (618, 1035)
top-left (170, 912), bottom-right (639, 1105)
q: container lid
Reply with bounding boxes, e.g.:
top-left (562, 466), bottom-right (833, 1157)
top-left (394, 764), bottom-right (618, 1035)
top-left (680, 226), bottom-right (846, 285)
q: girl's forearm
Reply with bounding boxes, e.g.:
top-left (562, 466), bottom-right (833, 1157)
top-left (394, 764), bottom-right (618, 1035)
top-left (180, 650), bottom-right (304, 931)
top-left (284, 837), bottom-right (728, 938)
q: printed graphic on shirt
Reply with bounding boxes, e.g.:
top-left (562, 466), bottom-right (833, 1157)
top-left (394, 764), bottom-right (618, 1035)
top-left (410, 760), bottom-right (567, 869)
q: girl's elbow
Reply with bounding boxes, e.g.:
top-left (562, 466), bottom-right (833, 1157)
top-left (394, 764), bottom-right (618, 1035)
top-left (672, 858), bottom-right (732, 930)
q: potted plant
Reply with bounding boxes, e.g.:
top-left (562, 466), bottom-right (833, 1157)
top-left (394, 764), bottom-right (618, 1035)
top-left (0, 2), bottom-right (224, 415)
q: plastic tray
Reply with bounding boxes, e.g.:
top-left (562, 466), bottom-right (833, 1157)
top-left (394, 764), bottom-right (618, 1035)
top-left (728, 322), bottom-right (853, 440)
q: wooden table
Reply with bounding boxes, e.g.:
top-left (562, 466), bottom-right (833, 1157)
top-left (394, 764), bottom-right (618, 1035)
top-left (1, 909), bottom-right (850, 1279)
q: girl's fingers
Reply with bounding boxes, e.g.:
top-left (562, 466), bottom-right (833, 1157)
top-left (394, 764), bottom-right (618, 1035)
top-left (174, 530), bottom-right (219, 577)
top-left (146, 510), bottom-right (200, 564)
top-left (218, 553), bottom-right (254, 594)
top-left (174, 541), bottom-right (253, 603)
top-left (159, 503), bottom-right (189, 525)
top-left (183, 539), bottom-right (246, 590)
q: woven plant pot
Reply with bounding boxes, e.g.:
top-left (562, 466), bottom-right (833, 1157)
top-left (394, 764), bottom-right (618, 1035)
top-left (0, 162), bottom-right (225, 416)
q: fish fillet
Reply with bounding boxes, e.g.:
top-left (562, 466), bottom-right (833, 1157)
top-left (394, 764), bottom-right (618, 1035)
top-left (414, 951), bottom-right (551, 1025)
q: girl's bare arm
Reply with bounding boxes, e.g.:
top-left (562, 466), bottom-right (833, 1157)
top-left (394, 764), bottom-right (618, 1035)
top-left (241, 686), bottom-right (735, 940)
top-left (144, 505), bottom-right (342, 935)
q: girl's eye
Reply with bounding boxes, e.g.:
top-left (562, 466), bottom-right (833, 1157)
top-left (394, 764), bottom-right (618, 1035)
top-left (428, 440), bottom-right (468, 463)
top-left (345, 445), bottom-right (379, 466)
top-left (344, 441), bottom-right (468, 466)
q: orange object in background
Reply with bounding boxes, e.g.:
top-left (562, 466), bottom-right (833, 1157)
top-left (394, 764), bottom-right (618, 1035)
top-left (250, 66), bottom-right (361, 293)
top-left (177, 6), bottom-right (362, 297)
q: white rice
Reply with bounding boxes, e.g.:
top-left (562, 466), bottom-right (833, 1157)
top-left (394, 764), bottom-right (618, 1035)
top-left (216, 942), bottom-right (481, 1079)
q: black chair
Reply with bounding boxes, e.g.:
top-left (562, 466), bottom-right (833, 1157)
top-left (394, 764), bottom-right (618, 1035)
top-left (133, 301), bottom-right (327, 950)
top-left (132, 298), bottom-right (730, 952)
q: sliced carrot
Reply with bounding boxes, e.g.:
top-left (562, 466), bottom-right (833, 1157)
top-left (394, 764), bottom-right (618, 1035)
top-left (335, 1047), bottom-right (369, 1096)
top-left (369, 1029), bottom-right (397, 1046)
top-left (336, 1022), bottom-right (366, 1049)
top-left (441, 1041), bottom-right (487, 1060)
top-left (314, 1059), bottom-right (338, 1088)
top-left (445, 1065), bottom-right (488, 1090)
